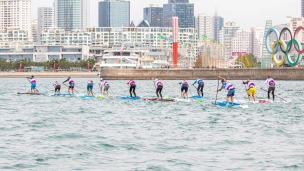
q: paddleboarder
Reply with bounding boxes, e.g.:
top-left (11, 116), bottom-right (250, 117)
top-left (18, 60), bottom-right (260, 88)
top-left (192, 79), bottom-right (204, 97)
top-left (127, 79), bottom-right (136, 97)
top-left (26, 75), bottom-right (38, 93)
top-left (53, 81), bottom-right (61, 94)
top-left (87, 80), bottom-right (94, 96)
top-left (261, 76), bottom-right (275, 101)
top-left (62, 76), bottom-right (75, 94)
top-left (153, 78), bottom-right (163, 100)
top-left (100, 78), bottom-right (110, 96)
top-left (217, 76), bottom-right (235, 104)
top-left (179, 80), bottom-right (189, 99)
top-left (243, 79), bottom-right (256, 101)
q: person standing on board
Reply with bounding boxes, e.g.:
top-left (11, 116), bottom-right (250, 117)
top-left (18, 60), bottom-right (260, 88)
top-left (100, 78), bottom-right (110, 96)
top-left (243, 79), bottom-right (256, 101)
top-left (217, 76), bottom-right (235, 104)
top-left (179, 80), bottom-right (189, 99)
top-left (62, 77), bottom-right (75, 94)
top-left (192, 78), bottom-right (204, 97)
top-left (127, 79), bottom-right (136, 97)
top-left (99, 78), bottom-right (103, 93)
top-left (153, 78), bottom-right (163, 100)
top-left (260, 76), bottom-right (275, 101)
top-left (53, 81), bottom-right (61, 94)
top-left (87, 80), bottom-right (94, 96)
top-left (26, 75), bottom-right (38, 93)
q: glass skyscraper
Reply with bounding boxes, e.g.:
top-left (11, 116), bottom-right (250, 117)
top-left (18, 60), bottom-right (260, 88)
top-left (213, 15), bottom-right (224, 42)
top-left (163, 0), bottom-right (194, 28)
top-left (54, 0), bottom-right (90, 31)
top-left (143, 5), bottom-right (163, 27)
top-left (98, 0), bottom-right (130, 27)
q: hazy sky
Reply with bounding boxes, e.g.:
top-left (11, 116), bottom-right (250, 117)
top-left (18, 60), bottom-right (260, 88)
top-left (31, 0), bottom-right (301, 29)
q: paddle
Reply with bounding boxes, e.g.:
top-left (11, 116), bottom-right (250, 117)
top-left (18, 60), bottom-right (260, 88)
top-left (234, 95), bottom-right (248, 108)
top-left (260, 88), bottom-right (286, 102)
top-left (214, 78), bottom-right (220, 105)
top-left (62, 83), bottom-right (80, 94)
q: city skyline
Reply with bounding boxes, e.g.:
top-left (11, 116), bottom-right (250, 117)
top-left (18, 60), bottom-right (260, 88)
top-left (31, 0), bottom-right (300, 29)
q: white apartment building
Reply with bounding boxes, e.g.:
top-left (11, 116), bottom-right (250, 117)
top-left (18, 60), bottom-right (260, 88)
top-left (221, 21), bottom-right (240, 60)
top-left (31, 19), bottom-right (38, 42)
top-left (287, 17), bottom-right (304, 41)
top-left (0, 28), bottom-right (29, 47)
top-left (252, 27), bottom-right (264, 58)
top-left (231, 29), bottom-right (253, 57)
top-left (38, 7), bottom-right (54, 42)
top-left (195, 13), bottom-right (214, 39)
top-left (40, 27), bottom-right (197, 50)
top-left (0, 0), bottom-right (31, 39)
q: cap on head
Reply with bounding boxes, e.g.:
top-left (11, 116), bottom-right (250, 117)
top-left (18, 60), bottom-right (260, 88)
top-left (31, 75), bottom-right (34, 78)
top-left (268, 76), bottom-right (270, 78)
top-left (155, 78), bottom-right (158, 81)
top-left (68, 76), bottom-right (71, 79)
top-left (100, 78), bottom-right (103, 80)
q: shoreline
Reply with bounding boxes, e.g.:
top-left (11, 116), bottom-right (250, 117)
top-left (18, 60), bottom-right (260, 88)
top-left (1, 68), bottom-right (304, 80)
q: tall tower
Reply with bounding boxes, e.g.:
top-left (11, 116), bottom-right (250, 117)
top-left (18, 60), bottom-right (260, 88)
top-left (143, 4), bottom-right (163, 27)
top-left (54, 0), bottom-right (90, 31)
top-left (38, 7), bottom-right (54, 42)
top-left (98, 0), bottom-right (130, 27)
top-left (163, 0), bottom-right (194, 28)
top-left (195, 13), bottom-right (214, 39)
top-left (0, 0), bottom-right (32, 38)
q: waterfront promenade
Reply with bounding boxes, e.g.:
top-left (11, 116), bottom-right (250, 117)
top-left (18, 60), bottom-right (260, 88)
top-left (1, 68), bottom-right (304, 80)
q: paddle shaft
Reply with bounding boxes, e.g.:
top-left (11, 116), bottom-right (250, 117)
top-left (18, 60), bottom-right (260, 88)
top-left (261, 88), bottom-right (286, 101)
top-left (63, 83), bottom-right (80, 94)
top-left (215, 78), bottom-right (220, 104)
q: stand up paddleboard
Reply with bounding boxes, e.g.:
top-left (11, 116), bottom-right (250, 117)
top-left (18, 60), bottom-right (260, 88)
top-left (211, 100), bottom-right (241, 107)
top-left (51, 94), bottom-right (75, 97)
top-left (116, 95), bottom-right (141, 100)
top-left (191, 95), bottom-right (210, 99)
top-left (80, 95), bottom-right (104, 99)
top-left (141, 97), bottom-right (175, 102)
top-left (17, 92), bottom-right (44, 95)
top-left (258, 99), bottom-right (272, 104)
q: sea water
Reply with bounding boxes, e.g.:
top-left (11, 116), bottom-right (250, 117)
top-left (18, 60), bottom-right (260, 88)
top-left (0, 78), bottom-right (303, 170)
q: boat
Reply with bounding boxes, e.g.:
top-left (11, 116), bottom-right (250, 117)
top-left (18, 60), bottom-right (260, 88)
top-left (211, 101), bottom-right (241, 107)
top-left (116, 95), bottom-right (141, 100)
top-left (17, 92), bottom-right (44, 95)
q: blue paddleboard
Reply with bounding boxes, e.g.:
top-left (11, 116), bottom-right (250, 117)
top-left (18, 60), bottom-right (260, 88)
top-left (52, 94), bottom-right (74, 97)
top-left (211, 101), bottom-right (241, 107)
top-left (192, 95), bottom-right (210, 99)
top-left (116, 95), bottom-right (141, 100)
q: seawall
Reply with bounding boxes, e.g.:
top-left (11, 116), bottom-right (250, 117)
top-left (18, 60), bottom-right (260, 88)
top-left (0, 68), bottom-right (304, 80)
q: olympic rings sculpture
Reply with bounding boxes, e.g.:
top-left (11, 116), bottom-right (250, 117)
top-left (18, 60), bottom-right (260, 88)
top-left (265, 26), bottom-right (303, 67)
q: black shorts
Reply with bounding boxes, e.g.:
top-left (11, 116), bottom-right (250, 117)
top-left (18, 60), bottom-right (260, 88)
top-left (181, 86), bottom-right (188, 92)
top-left (268, 87), bottom-right (275, 93)
top-left (69, 83), bottom-right (75, 89)
top-left (55, 87), bottom-right (60, 91)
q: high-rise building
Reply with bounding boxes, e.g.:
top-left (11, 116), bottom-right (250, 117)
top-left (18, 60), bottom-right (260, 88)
top-left (54, 0), bottom-right (90, 31)
top-left (302, 0), bottom-right (304, 17)
top-left (163, 0), bottom-right (194, 28)
top-left (195, 13), bottom-right (214, 39)
top-left (213, 14), bottom-right (224, 42)
top-left (98, 0), bottom-right (130, 27)
top-left (231, 29), bottom-right (253, 55)
top-left (38, 7), bottom-right (54, 42)
top-left (0, 0), bottom-right (32, 39)
top-left (251, 27), bottom-right (264, 59)
top-left (143, 4), bottom-right (163, 27)
top-left (221, 21), bottom-right (240, 60)
top-left (195, 13), bottom-right (224, 41)
top-left (32, 19), bottom-right (38, 42)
